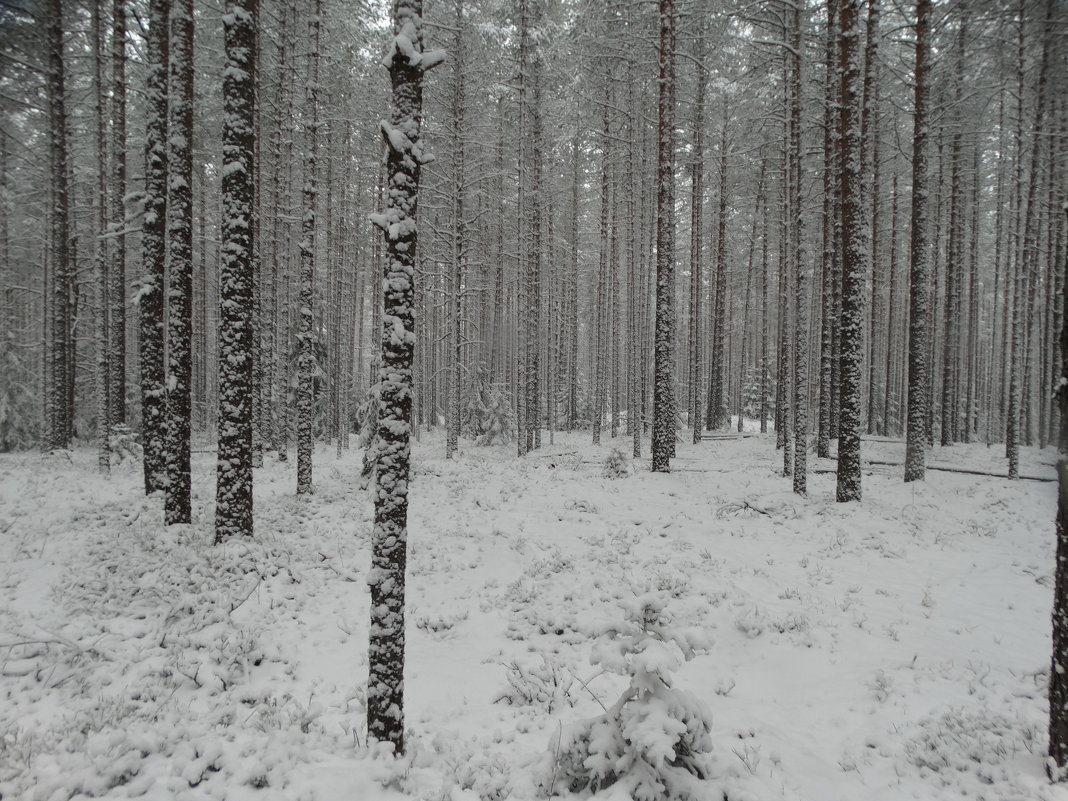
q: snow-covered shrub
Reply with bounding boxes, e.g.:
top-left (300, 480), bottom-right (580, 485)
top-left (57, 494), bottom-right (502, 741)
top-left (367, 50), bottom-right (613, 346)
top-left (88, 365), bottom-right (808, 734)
top-left (603, 447), bottom-right (632, 479)
top-left (439, 738), bottom-right (512, 800)
top-left (540, 593), bottom-right (716, 800)
top-left (904, 708), bottom-right (1040, 787)
top-left (496, 654), bottom-right (575, 712)
top-left (415, 609), bottom-right (469, 638)
top-left (462, 363), bottom-right (515, 445)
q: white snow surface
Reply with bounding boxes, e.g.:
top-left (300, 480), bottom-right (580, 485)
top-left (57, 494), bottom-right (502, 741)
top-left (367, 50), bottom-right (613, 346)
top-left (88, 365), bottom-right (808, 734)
top-left (1, 431), bottom-right (1065, 801)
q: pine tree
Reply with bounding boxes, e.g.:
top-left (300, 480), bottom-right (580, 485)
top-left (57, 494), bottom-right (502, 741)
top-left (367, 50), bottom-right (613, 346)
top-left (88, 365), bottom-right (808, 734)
top-left (140, 0), bottom-right (168, 495)
top-left (1008, 0), bottom-right (1054, 480)
top-left (835, 0), bottom-right (864, 503)
top-left (1049, 199), bottom-right (1068, 778)
top-left (164, 0), bottom-right (194, 524)
top-left (214, 0), bottom-right (257, 542)
top-left (296, 0), bottom-right (321, 495)
top-left (92, 0), bottom-right (110, 473)
top-left (687, 34), bottom-right (704, 444)
top-left (109, 0), bottom-right (128, 432)
top-left (445, 0), bottom-right (465, 460)
top-left (790, 2), bottom-right (808, 497)
top-left (651, 0), bottom-right (676, 473)
top-left (904, 0), bottom-right (931, 483)
top-left (44, 0), bottom-right (71, 451)
top-left (367, 0), bottom-right (442, 754)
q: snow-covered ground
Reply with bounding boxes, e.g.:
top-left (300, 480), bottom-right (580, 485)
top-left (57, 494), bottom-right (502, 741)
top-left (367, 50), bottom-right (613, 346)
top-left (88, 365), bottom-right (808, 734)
top-left (1, 430), bottom-right (1065, 801)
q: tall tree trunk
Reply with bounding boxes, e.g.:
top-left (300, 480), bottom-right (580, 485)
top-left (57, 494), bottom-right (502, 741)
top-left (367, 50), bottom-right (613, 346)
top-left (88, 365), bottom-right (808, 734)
top-left (861, 0), bottom-right (880, 436)
top-left (446, 0), bottom-right (464, 459)
top-left (835, 0), bottom-right (864, 503)
top-left (904, 0), bottom-right (931, 483)
top-left (941, 20), bottom-right (965, 447)
top-left (367, 0), bottom-right (439, 754)
top-left (688, 33), bottom-right (704, 443)
top-left (791, 4), bottom-right (808, 496)
top-left (92, 0), bottom-right (110, 473)
top-left (818, 0), bottom-right (838, 458)
top-left (110, 0), bottom-right (128, 429)
top-left (140, 0), bottom-right (168, 494)
top-left (1009, 0), bottom-right (1053, 479)
top-left (296, 0), bottom-right (321, 494)
top-left (45, 0), bottom-right (71, 451)
top-left (708, 127), bottom-right (728, 432)
top-left (528, 0), bottom-right (543, 450)
top-left (515, 0), bottom-right (530, 456)
top-left (1049, 199), bottom-right (1068, 778)
top-left (593, 91), bottom-right (610, 447)
top-left (164, 0), bottom-right (194, 524)
top-left (214, 0), bottom-right (257, 541)
top-left (651, 0), bottom-right (676, 472)
top-left (760, 157), bottom-right (770, 435)
top-left (883, 172), bottom-right (899, 435)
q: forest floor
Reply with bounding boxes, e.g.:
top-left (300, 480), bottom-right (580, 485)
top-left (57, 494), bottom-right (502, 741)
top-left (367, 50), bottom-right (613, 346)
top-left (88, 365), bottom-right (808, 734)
top-left (0, 427), bottom-right (1065, 801)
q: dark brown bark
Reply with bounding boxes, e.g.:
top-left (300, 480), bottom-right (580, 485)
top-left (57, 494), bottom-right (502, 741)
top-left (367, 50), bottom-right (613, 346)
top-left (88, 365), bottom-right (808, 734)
top-left (651, 0), bottom-right (676, 472)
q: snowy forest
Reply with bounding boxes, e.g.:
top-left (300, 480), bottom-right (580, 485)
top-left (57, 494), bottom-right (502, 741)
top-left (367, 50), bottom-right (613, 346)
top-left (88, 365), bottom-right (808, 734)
top-left (1, 0), bottom-right (1068, 797)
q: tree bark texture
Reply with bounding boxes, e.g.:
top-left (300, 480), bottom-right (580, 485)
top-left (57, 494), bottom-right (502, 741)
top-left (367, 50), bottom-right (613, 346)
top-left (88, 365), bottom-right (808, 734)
top-left (836, 0), bottom-right (864, 503)
top-left (367, 0), bottom-right (439, 754)
top-left (164, 0), bottom-right (194, 524)
top-left (214, 0), bottom-right (257, 542)
top-left (651, 0), bottom-right (675, 472)
top-left (140, 0), bottom-right (169, 494)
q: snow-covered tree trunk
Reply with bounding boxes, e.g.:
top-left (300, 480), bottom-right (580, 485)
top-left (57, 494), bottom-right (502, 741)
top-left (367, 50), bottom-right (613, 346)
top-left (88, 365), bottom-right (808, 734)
top-left (737, 174), bottom-right (758, 435)
top-left (367, 0), bottom-right (441, 754)
top-left (214, 0), bottom-right (257, 542)
top-left (651, 0), bottom-right (675, 473)
top-left (528, 0), bottom-right (543, 450)
top-left (835, 0), bottom-right (864, 503)
top-left (610, 189), bottom-right (621, 440)
top-left (250, 16), bottom-right (265, 469)
top-left (515, 0), bottom-right (530, 456)
top-left (941, 20), bottom-right (965, 447)
top-left (296, 0), bottom-right (320, 495)
top-left (708, 130), bottom-right (728, 433)
top-left (778, 119), bottom-right (792, 476)
top-left (687, 41), bottom-right (704, 444)
top-left (626, 71), bottom-right (641, 457)
top-left (883, 173), bottom-right (899, 436)
top-left (446, 0), bottom-right (464, 460)
top-left (92, 0), bottom-right (110, 473)
top-left (904, 0), bottom-right (931, 483)
top-left (569, 137), bottom-right (580, 435)
top-left (1009, 0), bottom-right (1053, 479)
top-left (790, 4), bottom-right (808, 497)
top-left (760, 157), bottom-right (770, 435)
top-left (861, 0), bottom-right (881, 436)
top-left (45, 0), bottom-right (71, 451)
top-left (1051, 198), bottom-right (1068, 777)
top-left (109, 0), bottom-right (128, 430)
top-left (276, 10), bottom-right (297, 463)
top-left (593, 93), bottom-right (610, 447)
top-left (164, 0), bottom-right (194, 525)
top-left (817, 0), bottom-right (837, 458)
top-left (139, 0), bottom-right (168, 494)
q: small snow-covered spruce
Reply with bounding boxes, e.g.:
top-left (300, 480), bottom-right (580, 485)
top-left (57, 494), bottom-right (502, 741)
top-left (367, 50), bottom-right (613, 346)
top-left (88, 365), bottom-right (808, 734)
top-left (540, 593), bottom-right (716, 800)
top-left (462, 363), bottom-right (515, 445)
top-left (603, 447), bottom-right (631, 479)
top-left (355, 377), bottom-right (382, 482)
